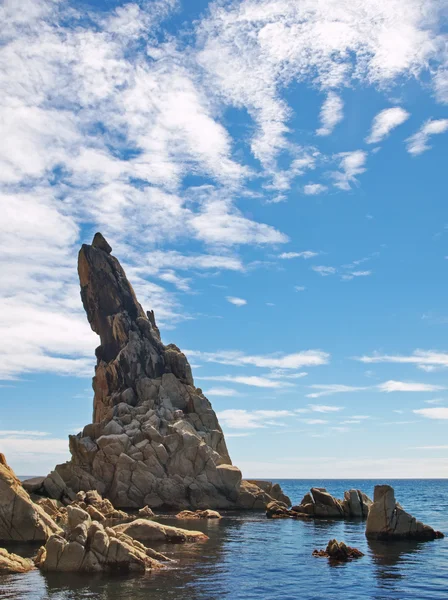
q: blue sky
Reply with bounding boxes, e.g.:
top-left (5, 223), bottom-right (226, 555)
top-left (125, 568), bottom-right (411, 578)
top-left (1, 0), bottom-right (448, 478)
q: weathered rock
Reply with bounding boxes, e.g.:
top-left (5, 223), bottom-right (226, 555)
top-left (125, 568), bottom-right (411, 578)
top-left (22, 476), bottom-right (45, 495)
top-left (35, 498), bottom-right (67, 525)
top-left (50, 234), bottom-right (289, 510)
top-left (365, 485), bottom-right (444, 541)
top-left (138, 506), bottom-right (155, 519)
top-left (313, 539), bottom-right (364, 562)
top-left (0, 454), bottom-right (61, 542)
top-left (176, 509), bottom-right (221, 519)
top-left (291, 487), bottom-right (372, 519)
top-left (35, 506), bottom-right (163, 573)
top-left (0, 548), bottom-right (35, 574)
top-left (113, 519), bottom-right (208, 544)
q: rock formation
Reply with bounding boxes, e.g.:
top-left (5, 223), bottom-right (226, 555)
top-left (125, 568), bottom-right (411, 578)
top-left (0, 548), bottom-right (35, 574)
top-left (365, 485), bottom-right (444, 541)
top-left (35, 505), bottom-right (165, 573)
top-left (112, 519), bottom-right (208, 544)
top-left (291, 487), bottom-right (372, 519)
top-left (176, 509), bottom-right (221, 519)
top-left (313, 539), bottom-right (364, 562)
top-left (0, 454), bottom-right (61, 542)
top-left (49, 234), bottom-right (290, 510)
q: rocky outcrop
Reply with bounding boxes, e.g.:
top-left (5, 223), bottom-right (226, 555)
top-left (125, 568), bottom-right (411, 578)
top-left (176, 509), bottom-right (221, 519)
top-left (50, 234), bottom-right (290, 510)
top-left (112, 519), bottom-right (208, 544)
top-left (313, 539), bottom-right (364, 562)
top-left (0, 548), bottom-right (35, 574)
top-left (291, 488), bottom-right (372, 519)
top-left (35, 506), bottom-right (165, 573)
top-left (365, 485), bottom-right (444, 541)
top-left (0, 454), bottom-right (61, 542)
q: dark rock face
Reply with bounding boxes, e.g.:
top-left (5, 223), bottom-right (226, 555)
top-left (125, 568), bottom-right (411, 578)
top-left (365, 485), bottom-right (444, 541)
top-left (313, 539), bottom-right (364, 562)
top-left (50, 234), bottom-right (290, 510)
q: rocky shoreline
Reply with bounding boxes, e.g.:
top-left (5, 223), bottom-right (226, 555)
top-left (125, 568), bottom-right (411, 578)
top-left (0, 234), bottom-right (444, 576)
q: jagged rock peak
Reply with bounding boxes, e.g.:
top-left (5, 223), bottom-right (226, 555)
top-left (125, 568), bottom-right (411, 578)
top-left (92, 232), bottom-right (112, 254)
top-left (49, 236), bottom-right (290, 510)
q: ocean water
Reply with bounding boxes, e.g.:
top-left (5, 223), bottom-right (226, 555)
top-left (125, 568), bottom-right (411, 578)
top-left (1, 479), bottom-right (447, 600)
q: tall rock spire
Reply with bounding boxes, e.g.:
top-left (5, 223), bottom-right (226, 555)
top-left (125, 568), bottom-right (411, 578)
top-left (52, 234), bottom-right (290, 510)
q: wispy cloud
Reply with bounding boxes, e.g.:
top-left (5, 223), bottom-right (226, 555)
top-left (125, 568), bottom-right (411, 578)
top-left (307, 384), bottom-right (368, 398)
top-left (303, 183), bottom-right (328, 195)
top-left (413, 407), bottom-right (448, 420)
top-left (366, 107), bottom-right (410, 144)
top-left (226, 296), bottom-right (247, 306)
top-left (203, 387), bottom-right (240, 397)
top-left (185, 349), bottom-right (330, 370)
top-left (355, 350), bottom-right (448, 371)
top-left (316, 92), bottom-right (344, 136)
top-left (279, 251), bottom-right (319, 260)
top-left (197, 375), bottom-right (291, 388)
top-left (406, 119), bottom-right (448, 155)
top-left (331, 150), bottom-right (367, 190)
top-left (311, 266), bottom-right (336, 276)
top-left (307, 404), bottom-right (344, 413)
top-left (308, 381), bottom-right (445, 397)
top-left (217, 409), bottom-right (293, 429)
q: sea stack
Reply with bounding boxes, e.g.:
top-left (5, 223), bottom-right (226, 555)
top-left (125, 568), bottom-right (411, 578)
top-left (49, 234), bottom-right (289, 510)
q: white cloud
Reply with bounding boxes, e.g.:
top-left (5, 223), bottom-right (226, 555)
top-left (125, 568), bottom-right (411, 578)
top-left (279, 251), bottom-right (319, 260)
top-left (406, 119), bottom-right (448, 155)
top-left (217, 409), bottom-right (293, 429)
top-left (366, 107), bottom-right (410, 144)
top-left (203, 387), bottom-right (240, 397)
top-left (197, 375), bottom-right (291, 388)
top-left (341, 270), bottom-right (372, 281)
top-left (303, 183), bottom-right (328, 195)
top-left (316, 92), bottom-right (344, 136)
top-left (294, 286), bottom-right (306, 292)
top-left (267, 370), bottom-right (308, 380)
top-left (308, 404), bottom-right (344, 413)
top-left (413, 407), bottom-right (448, 420)
top-left (312, 266), bottom-right (336, 276)
top-left (303, 419), bottom-right (329, 425)
top-left (356, 350), bottom-right (448, 370)
top-left (412, 445), bottom-right (448, 449)
top-left (226, 296), bottom-right (247, 306)
top-left (186, 349), bottom-right (330, 369)
top-left (331, 150), bottom-right (367, 190)
top-left (378, 380), bottom-right (445, 393)
top-left (425, 398), bottom-right (445, 404)
top-left (307, 384), bottom-right (368, 398)
top-left (0, 430), bottom-right (49, 437)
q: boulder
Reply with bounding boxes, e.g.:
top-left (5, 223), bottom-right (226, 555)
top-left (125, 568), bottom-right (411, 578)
top-left (176, 509), bottom-right (221, 519)
top-left (35, 506), bottom-right (164, 573)
top-left (112, 519), bottom-right (208, 544)
top-left (313, 539), bottom-right (364, 562)
top-left (0, 454), bottom-right (61, 542)
top-left (0, 548), bottom-right (35, 574)
top-left (291, 487), bottom-right (372, 519)
top-left (49, 234), bottom-right (289, 511)
top-left (138, 506), bottom-right (155, 519)
top-left (365, 485), bottom-right (444, 541)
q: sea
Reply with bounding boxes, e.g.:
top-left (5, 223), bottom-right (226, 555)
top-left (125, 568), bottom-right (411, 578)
top-left (1, 479), bottom-right (447, 600)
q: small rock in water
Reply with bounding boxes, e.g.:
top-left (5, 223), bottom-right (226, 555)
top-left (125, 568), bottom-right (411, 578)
top-left (313, 539), bottom-right (364, 562)
top-left (0, 548), bottom-right (35, 574)
top-left (176, 509), bottom-right (221, 519)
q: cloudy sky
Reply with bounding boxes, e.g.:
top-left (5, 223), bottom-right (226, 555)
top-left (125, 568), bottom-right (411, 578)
top-left (1, 0), bottom-right (448, 478)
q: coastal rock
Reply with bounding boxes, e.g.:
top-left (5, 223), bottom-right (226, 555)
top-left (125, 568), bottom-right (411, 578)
top-left (35, 498), bottom-right (67, 525)
top-left (36, 506), bottom-right (164, 573)
top-left (0, 454), bottom-right (61, 542)
top-left (176, 509), bottom-right (221, 519)
top-left (113, 519), bottom-right (209, 544)
top-left (291, 488), bottom-right (372, 519)
top-left (138, 506), bottom-right (155, 519)
top-left (365, 485), bottom-right (444, 541)
top-left (0, 548), bottom-right (35, 574)
top-left (313, 539), bottom-right (364, 562)
top-left (49, 234), bottom-right (289, 510)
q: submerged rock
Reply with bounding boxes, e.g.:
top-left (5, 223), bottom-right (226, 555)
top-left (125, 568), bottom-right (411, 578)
top-left (291, 488), bottom-right (372, 519)
top-left (313, 539), bottom-right (364, 562)
top-left (365, 485), bottom-right (444, 541)
top-left (112, 519), bottom-right (208, 544)
top-left (35, 506), bottom-right (164, 573)
top-left (176, 509), bottom-right (221, 519)
top-left (0, 548), bottom-right (35, 574)
top-left (0, 454), bottom-right (61, 542)
top-left (49, 234), bottom-right (290, 510)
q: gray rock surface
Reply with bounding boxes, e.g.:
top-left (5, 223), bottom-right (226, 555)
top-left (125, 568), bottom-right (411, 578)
top-left (365, 485), bottom-right (444, 541)
top-left (49, 234), bottom-right (290, 510)
top-left (292, 487), bottom-right (372, 519)
top-left (0, 454), bottom-right (61, 542)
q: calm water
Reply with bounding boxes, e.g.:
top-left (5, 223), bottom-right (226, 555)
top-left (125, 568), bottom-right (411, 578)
top-left (1, 479), bottom-right (447, 600)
